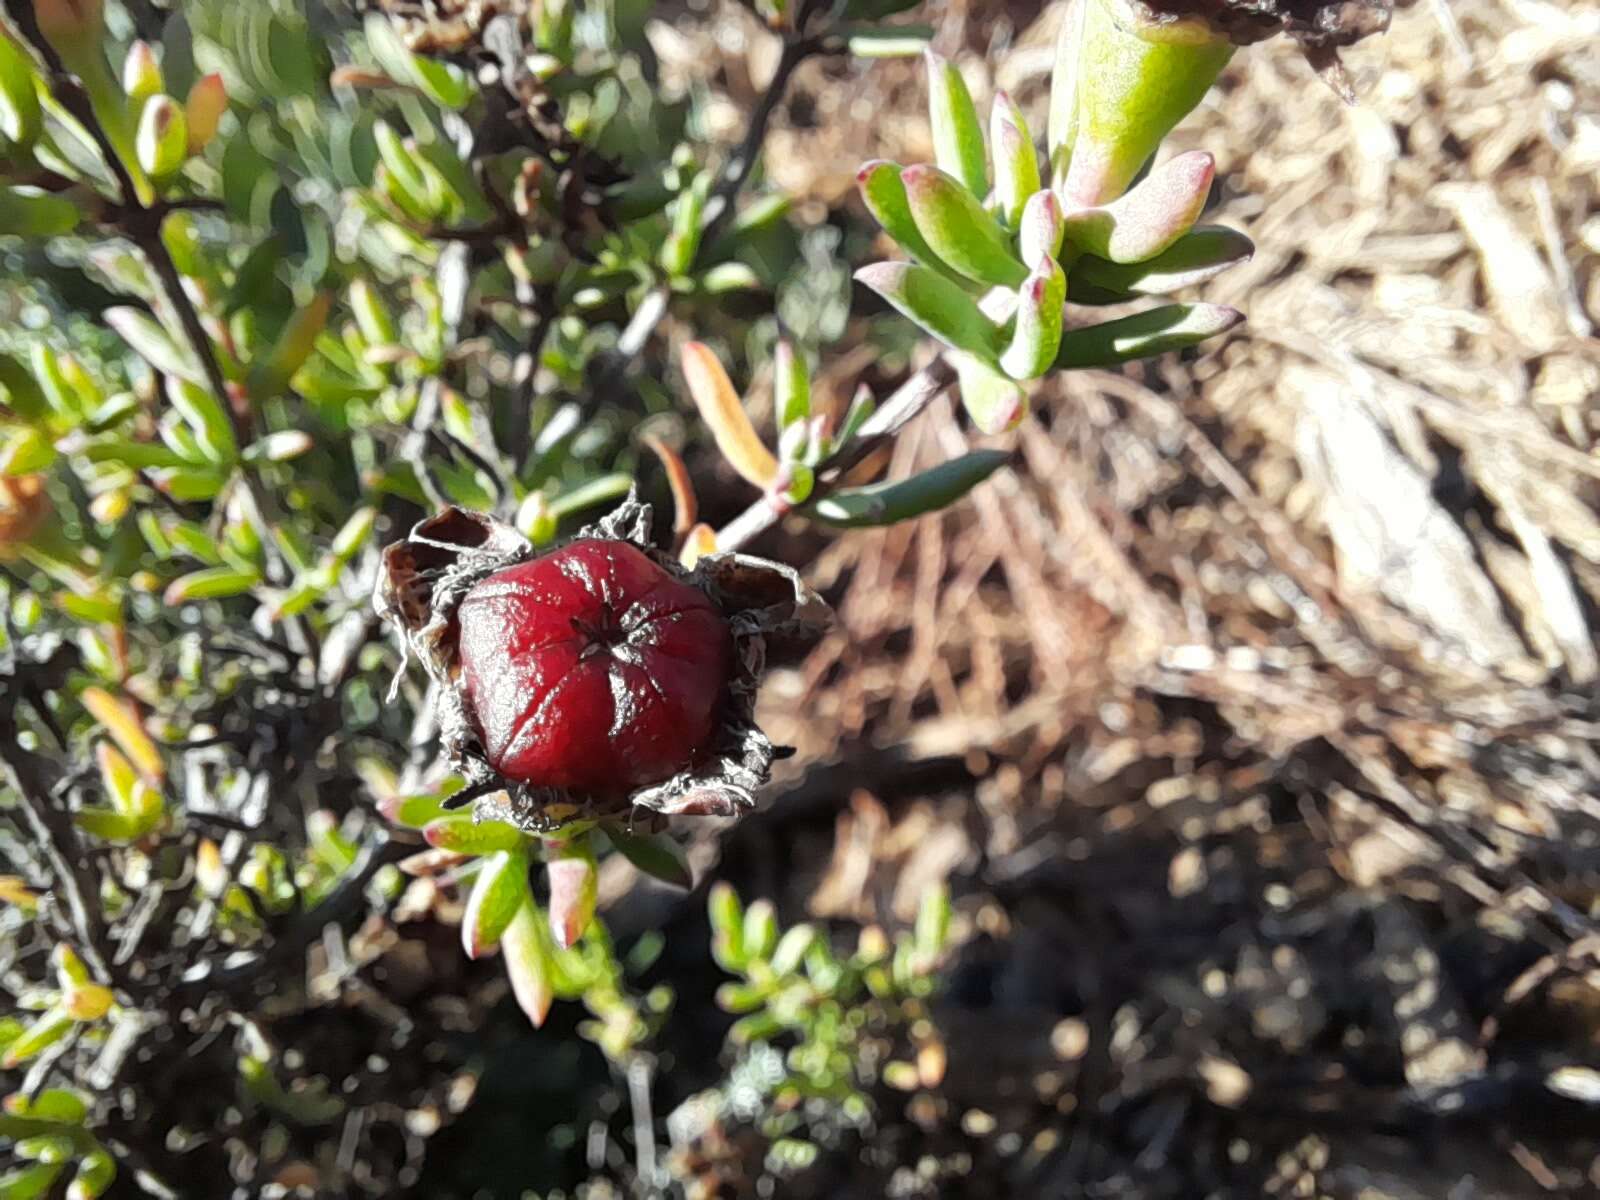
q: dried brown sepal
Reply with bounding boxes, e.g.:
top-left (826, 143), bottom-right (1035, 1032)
top-left (375, 493), bottom-right (829, 834)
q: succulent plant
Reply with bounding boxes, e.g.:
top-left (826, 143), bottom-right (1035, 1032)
top-left (852, 12), bottom-right (1254, 434)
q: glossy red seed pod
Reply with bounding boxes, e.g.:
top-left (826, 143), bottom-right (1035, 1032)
top-left (456, 539), bottom-right (734, 794)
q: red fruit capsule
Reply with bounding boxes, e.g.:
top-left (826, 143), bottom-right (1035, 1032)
top-left (457, 539), bottom-right (734, 794)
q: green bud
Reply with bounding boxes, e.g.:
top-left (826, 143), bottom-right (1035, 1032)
top-left (773, 339), bottom-right (810, 431)
top-left (135, 95), bottom-right (187, 180)
top-left (461, 848), bottom-right (530, 959)
top-left (1049, 0), bottom-right (1233, 205)
top-left (121, 40), bottom-right (161, 105)
top-left (544, 837), bottom-right (597, 950)
top-left (184, 74), bottom-right (227, 154)
top-left (1061, 150), bottom-right (1215, 263)
top-left (1018, 189), bottom-right (1066, 269)
top-left (989, 91), bottom-right (1039, 229)
top-left (923, 49), bottom-right (987, 199)
top-left (1000, 256), bottom-right (1066, 381)
top-left (854, 261), bottom-right (1005, 362)
top-left (901, 165), bottom-right (1027, 288)
top-left (501, 899), bottom-right (554, 1027)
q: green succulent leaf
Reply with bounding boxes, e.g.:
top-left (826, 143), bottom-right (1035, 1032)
top-left (545, 837), bottom-right (598, 950)
top-left (462, 848), bottom-right (531, 959)
top-left (1, 1089), bottom-right (89, 1125)
top-left (854, 262), bottom-right (1004, 361)
top-left (901, 165), bottom-right (1027, 289)
top-left (811, 449), bottom-right (1012, 527)
top-left (363, 13), bottom-right (472, 109)
top-left (773, 339), bottom-right (811, 432)
top-left (989, 91), bottom-right (1040, 229)
top-left (422, 815), bottom-right (524, 856)
top-left (1, 1007), bottom-right (73, 1069)
top-left (163, 565), bottom-right (261, 605)
top-left (0, 186), bottom-right (82, 237)
top-left (1048, 0), bottom-right (1233, 205)
top-left (844, 26), bottom-right (934, 58)
top-left (855, 160), bottom-right (964, 285)
top-left (924, 49), bottom-right (987, 199)
top-left (602, 825), bottom-right (694, 890)
top-left (0, 36), bottom-right (42, 148)
top-left (708, 882), bottom-right (747, 972)
top-left (1061, 150), bottom-right (1215, 264)
top-left (105, 307), bottom-right (204, 385)
top-left (1054, 302), bottom-right (1243, 369)
top-left (0, 1162), bottom-right (64, 1200)
top-left (953, 353), bottom-right (1027, 435)
top-left (1069, 224), bottom-right (1254, 301)
top-left (1000, 257), bottom-right (1067, 381)
top-left (501, 898), bottom-right (555, 1027)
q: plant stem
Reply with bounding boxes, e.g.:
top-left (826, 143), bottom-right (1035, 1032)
top-left (714, 285), bottom-right (1019, 552)
top-left (0, 725), bottom-right (114, 986)
top-left (595, 25), bottom-right (831, 388)
top-left (698, 35), bottom-right (817, 250)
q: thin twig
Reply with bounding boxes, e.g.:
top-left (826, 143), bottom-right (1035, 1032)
top-left (594, 22), bottom-right (832, 388)
top-left (175, 828), bottom-right (409, 997)
top-left (0, 736), bottom-right (114, 985)
top-left (699, 35), bottom-right (819, 249)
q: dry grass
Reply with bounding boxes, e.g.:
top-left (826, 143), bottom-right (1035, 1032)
top-left (657, 1), bottom-right (1600, 1194)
